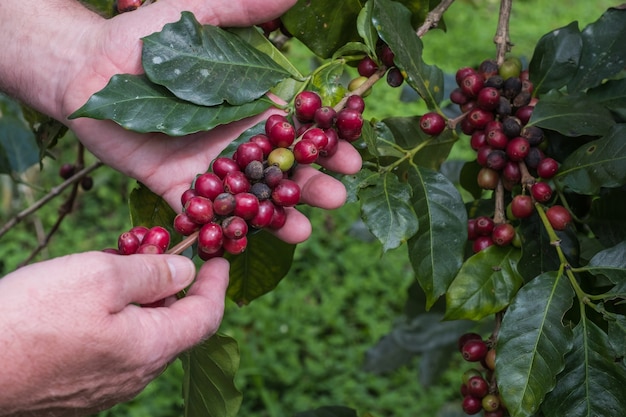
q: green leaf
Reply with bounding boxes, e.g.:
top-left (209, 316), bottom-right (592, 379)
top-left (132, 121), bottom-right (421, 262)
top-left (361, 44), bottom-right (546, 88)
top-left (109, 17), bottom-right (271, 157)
top-left (542, 318), bottom-right (626, 417)
top-left (567, 8), bottom-right (626, 93)
top-left (528, 90), bottom-right (615, 137)
top-left (608, 315), bottom-right (626, 364)
top-left (128, 182), bottom-right (178, 241)
top-left (142, 12), bottom-right (290, 106)
top-left (497, 271), bottom-right (574, 417)
top-left (587, 189), bottom-right (626, 247)
top-left (358, 171), bottom-right (418, 251)
top-left (587, 78), bottom-right (626, 122)
top-left (556, 123), bottom-right (626, 195)
top-left (226, 230), bottom-right (295, 306)
top-left (0, 114), bottom-right (39, 174)
top-left (372, 0), bottom-right (444, 109)
top-left (444, 246), bottom-right (523, 321)
top-left (293, 406), bottom-right (358, 417)
top-left (381, 116), bottom-right (456, 170)
top-left (407, 167), bottom-right (466, 310)
top-left (356, 1), bottom-right (379, 56)
top-left (69, 74), bottom-right (273, 136)
top-left (528, 21), bottom-right (582, 95)
top-left (310, 61), bottom-right (350, 107)
top-left (181, 334), bottom-right (242, 417)
top-left (589, 240), bottom-right (626, 268)
top-left (281, 0), bottom-right (363, 59)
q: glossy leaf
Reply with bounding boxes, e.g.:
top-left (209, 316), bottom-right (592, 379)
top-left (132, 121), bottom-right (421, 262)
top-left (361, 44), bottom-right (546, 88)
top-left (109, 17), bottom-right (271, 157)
top-left (226, 230), bottom-right (296, 306)
top-left (129, 182), bottom-right (179, 243)
top-left (0, 114), bottom-right (39, 174)
top-left (142, 12), bottom-right (290, 106)
top-left (588, 240), bottom-right (626, 268)
top-left (372, 0), bottom-right (444, 109)
top-left (497, 271), bottom-right (574, 417)
top-left (587, 189), bottom-right (626, 247)
top-left (281, 0), bottom-right (363, 59)
top-left (407, 167), bottom-right (466, 310)
top-left (181, 334), bottom-right (242, 417)
top-left (356, 1), bottom-right (378, 56)
top-left (310, 61), bottom-right (349, 107)
top-left (529, 21), bottom-right (582, 95)
top-left (556, 123), bottom-right (626, 195)
top-left (542, 318), bottom-right (626, 417)
top-left (69, 74), bottom-right (273, 136)
top-left (358, 171), bottom-right (418, 251)
top-left (567, 8), bottom-right (626, 93)
top-left (587, 78), bottom-right (626, 122)
top-left (528, 90), bottom-right (614, 137)
top-left (608, 315), bottom-right (626, 364)
top-left (444, 246), bottom-right (523, 321)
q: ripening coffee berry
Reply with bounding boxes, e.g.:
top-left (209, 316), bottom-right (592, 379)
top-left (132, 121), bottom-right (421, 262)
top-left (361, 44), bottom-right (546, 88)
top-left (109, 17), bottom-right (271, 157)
top-left (244, 160), bottom-right (265, 181)
top-left (80, 176), bottom-right (94, 191)
top-left (267, 147), bottom-right (295, 172)
top-left (313, 106), bottom-right (337, 129)
top-left (531, 182), bottom-right (553, 203)
top-left (118, 231), bottom-right (140, 255)
top-left (173, 213), bottom-right (200, 236)
top-left (462, 395), bottom-right (483, 415)
top-left (268, 204), bottom-right (287, 229)
top-left (335, 108), bottom-right (364, 142)
top-left (386, 67), bottom-right (404, 88)
top-left (537, 157), bottom-right (559, 179)
top-left (263, 164), bottom-right (285, 188)
top-left (271, 179), bottom-right (301, 207)
top-left (357, 56), bottom-right (379, 77)
top-left (222, 235), bottom-right (248, 255)
top-left (546, 205), bottom-right (572, 230)
top-left (492, 223), bottom-right (515, 246)
top-left (181, 188), bottom-right (198, 207)
top-left (294, 90), bottom-right (322, 122)
top-left (484, 348), bottom-right (496, 371)
top-left (477, 87), bottom-right (500, 110)
top-left (472, 235), bottom-right (494, 253)
top-left (450, 87), bottom-right (470, 105)
top-left (249, 134), bottom-right (273, 157)
top-left (211, 157), bottom-right (240, 179)
top-left (419, 112), bottom-right (446, 136)
top-left (482, 394), bottom-right (501, 413)
top-left (223, 171), bottom-right (251, 194)
top-left (511, 194), bottom-right (534, 219)
top-left (59, 163), bottom-right (76, 180)
top-left (320, 128), bottom-right (340, 157)
top-left (302, 128), bottom-right (329, 151)
top-left (194, 172), bottom-right (224, 200)
top-left (458, 332), bottom-right (483, 352)
top-left (477, 167), bottom-right (500, 190)
top-left (345, 94), bottom-right (366, 113)
top-left (506, 136), bottom-right (530, 161)
top-left (235, 142), bottom-right (264, 169)
top-left (475, 216), bottom-right (495, 236)
top-left (136, 244), bottom-right (163, 254)
top-left (462, 339), bottom-right (489, 362)
top-left (467, 108), bottom-right (495, 129)
top-left (268, 121), bottom-right (296, 148)
top-left (265, 114), bottom-right (287, 136)
top-left (486, 150), bottom-right (508, 171)
top-left (197, 222), bottom-right (224, 254)
top-left (117, 0), bottom-right (142, 12)
top-left (249, 199), bottom-right (275, 228)
top-left (233, 192), bottom-right (260, 220)
top-left (378, 43), bottom-right (395, 67)
top-left (142, 226), bottom-right (171, 253)
top-left (467, 218), bottom-right (478, 241)
top-left (250, 182), bottom-right (272, 201)
top-left (293, 139), bottom-right (319, 164)
top-left (461, 72), bottom-right (485, 97)
top-left (466, 376), bottom-right (489, 399)
top-left (184, 196), bottom-right (214, 224)
top-left (221, 216), bottom-right (248, 240)
top-left (213, 192), bottom-right (237, 216)
top-left (129, 225), bottom-right (149, 243)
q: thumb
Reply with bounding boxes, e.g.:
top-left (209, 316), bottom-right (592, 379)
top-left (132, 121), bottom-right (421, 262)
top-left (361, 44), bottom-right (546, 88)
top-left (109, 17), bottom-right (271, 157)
top-left (108, 253), bottom-right (196, 312)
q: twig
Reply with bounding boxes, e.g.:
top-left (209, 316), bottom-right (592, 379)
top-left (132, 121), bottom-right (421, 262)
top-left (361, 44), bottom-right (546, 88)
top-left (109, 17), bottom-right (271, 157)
top-left (494, 0), bottom-right (514, 66)
top-left (493, 179), bottom-right (506, 224)
top-left (416, 0), bottom-right (456, 38)
top-left (167, 231), bottom-right (199, 255)
top-left (0, 161), bottom-right (103, 239)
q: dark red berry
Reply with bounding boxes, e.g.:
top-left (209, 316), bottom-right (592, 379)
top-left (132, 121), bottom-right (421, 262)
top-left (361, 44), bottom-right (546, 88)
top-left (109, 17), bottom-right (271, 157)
top-left (302, 128), bottom-right (329, 150)
top-left (486, 128), bottom-right (509, 150)
top-left (213, 192), bottom-right (237, 216)
top-left (263, 164), bottom-right (286, 188)
top-left (221, 216), bottom-right (248, 239)
top-left (537, 157), bottom-right (559, 179)
top-left (293, 139), bottom-right (319, 164)
top-left (313, 106), bottom-right (337, 129)
top-left (462, 339), bottom-right (489, 362)
top-left (511, 194), bottom-right (534, 219)
top-left (502, 161), bottom-right (522, 184)
top-left (378, 43), bottom-right (395, 67)
top-left (458, 332), bottom-right (483, 352)
top-left (546, 205), bottom-right (572, 230)
top-left (345, 95), bottom-right (366, 113)
top-left (173, 213), bottom-right (200, 236)
top-left (294, 91), bottom-right (322, 122)
top-left (462, 395), bottom-right (483, 415)
top-left (515, 105), bottom-right (534, 125)
top-left (249, 199), bottom-right (275, 228)
top-left (117, 0), bottom-right (142, 12)
top-left (181, 188), bottom-right (198, 207)
top-left (184, 196), bottom-right (214, 224)
top-left (467, 218), bottom-right (478, 241)
top-left (258, 18), bottom-right (281, 34)
top-left (467, 108), bottom-right (494, 129)
top-left (118, 231), bottom-right (140, 255)
top-left (59, 163), bottom-right (75, 180)
top-left (335, 108), bottom-right (363, 142)
top-left (472, 235), bottom-right (494, 253)
top-left (265, 114), bottom-right (287, 136)
top-left (268, 121), bottom-right (296, 148)
top-left (450, 87), bottom-right (470, 105)
top-left (211, 157), bottom-right (240, 179)
top-left (271, 179), bottom-right (301, 207)
top-left (386, 67), bottom-right (404, 88)
top-left (477, 167), bottom-right (500, 190)
top-left (80, 176), bottom-right (93, 191)
top-left (470, 131), bottom-right (487, 151)
top-left (506, 137), bottom-right (530, 161)
top-left (198, 222), bottom-right (224, 254)
top-left (486, 150), bottom-right (508, 171)
top-left (248, 134), bottom-right (273, 157)
top-left (357, 56), bottom-right (379, 77)
top-left (142, 226), bottom-right (171, 253)
top-left (129, 225), bottom-right (149, 243)
top-left (233, 192), bottom-right (260, 220)
top-left (492, 223), bottom-right (515, 246)
top-left (223, 171), bottom-right (251, 194)
top-left (235, 142), bottom-right (264, 169)
top-left (455, 67), bottom-right (477, 86)
top-left (194, 172), bottom-right (224, 200)
top-left (419, 112), bottom-right (446, 136)
top-left (477, 87), bottom-right (500, 110)
top-left (531, 182), bottom-right (553, 203)
top-left (466, 376), bottom-right (489, 398)
top-left (268, 204), bottom-right (287, 229)
top-left (320, 128), bottom-right (340, 157)
top-left (475, 216), bottom-right (495, 236)
top-left (222, 236), bottom-right (248, 255)
top-left (461, 72), bottom-right (485, 97)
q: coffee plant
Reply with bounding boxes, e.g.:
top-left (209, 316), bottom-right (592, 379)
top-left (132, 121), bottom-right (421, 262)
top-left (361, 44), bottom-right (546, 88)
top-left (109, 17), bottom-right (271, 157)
top-left (2, 0), bottom-right (625, 416)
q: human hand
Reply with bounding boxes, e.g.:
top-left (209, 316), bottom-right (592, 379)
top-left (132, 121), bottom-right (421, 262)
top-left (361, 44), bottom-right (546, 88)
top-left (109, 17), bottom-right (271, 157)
top-left (59, 0), bottom-right (362, 244)
top-left (0, 251), bottom-right (229, 416)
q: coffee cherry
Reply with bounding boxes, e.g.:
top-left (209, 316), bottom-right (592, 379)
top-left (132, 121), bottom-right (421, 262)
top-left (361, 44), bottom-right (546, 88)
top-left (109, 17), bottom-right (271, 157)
top-left (194, 172), bottom-right (224, 200)
top-left (263, 164), bottom-right (286, 188)
top-left (419, 112), bottom-right (446, 136)
top-left (117, 0), bottom-right (142, 13)
top-left (458, 333), bottom-right (483, 352)
top-left (249, 134), bottom-right (273, 157)
top-left (492, 223), bottom-right (515, 246)
top-left (531, 182), bottom-right (553, 203)
top-left (271, 179), bottom-right (301, 207)
top-left (59, 163), bottom-right (76, 180)
top-left (486, 128), bottom-right (508, 150)
top-left (546, 205), bottom-right (572, 230)
top-left (129, 225), bottom-right (149, 243)
top-left (450, 88), bottom-right (470, 105)
top-left (467, 108), bottom-right (494, 129)
top-left (511, 194), bottom-right (534, 219)
top-left (313, 106), bottom-right (337, 129)
top-left (357, 56), bottom-right (379, 77)
top-left (472, 235), bottom-right (494, 253)
top-left (265, 114), bottom-right (288, 136)
top-left (213, 192), bottom-right (237, 216)
top-left (475, 216), bottom-right (495, 236)
top-left (462, 395), bottom-right (483, 415)
top-left (118, 231), bottom-right (140, 255)
top-left (521, 125), bottom-right (544, 146)
top-left (515, 105), bottom-right (534, 124)
top-left (537, 157), bottom-right (559, 179)
top-left (268, 204), bottom-right (287, 229)
top-left (293, 139), bottom-right (319, 164)
top-left (478, 59), bottom-right (499, 79)
top-left (268, 121), bottom-right (296, 148)
top-left (477, 167), bottom-right (500, 190)
top-left (461, 72), bottom-right (485, 97)
top-left (223, 235), bottom-right (248, 255)
top-left (502, 161), bottom-right (521, 184)
top-left (221, 216), bottom-right (248, 239)
top-left (302, 128), bottom-right (329, 151)
top-left (345, 94), bottom-right (366, 113)
top-left (462, 339), bottom-right (489, 362)
top-left (502, 76), bottom-right (522, 99)
top-left (250, 199), bottom-right (275, 228)
top-left (212, 157), bottom-right (240, 179)
top-left (198, 222), bottom-right (224, 254)
top-left (386, 67), bottom-right (404, 88)
top-left (477, 87), bottom-right (500, 110)
top-left (467, 218), bottom-right (478, 241)
top-left (484, 409), bottom-right (505, 417)
top-left (234, 142), bottom-right (264, 169)
top-left (501, 116), bottom-right (522, 138)
top-left (335, 108), bottom-right (363, 142)
top-left (142, 226), bottom-right (171, 253)
top-left (244, 160), bottom-right (265, 181)
top-left (136, 244), bottom-right (164, 254)
top-left (455, 67), bottom-right (477, 86)
top-left (258, 18), bottom-right (281, 35)
top-left (484, 348), bottom-right (496, 371)
top-left (524, 146), bottom-right (545, 170)
top-left (294, 90), bottom-right (322, 123)
top-left (470, 131), bottom-right (487, 151)
top-left (486, 150), bottom-right (508, 171)
top-left (250, 182), bottom-right (272, 201)
top-left (482, 394), bottom-right (501, 412)
top-left (223, 171), bottom-right (251, 194)
top-left (467, 376), bottom-right (489, 398)
top-left (506, 136), bottom-right (530, 161)
top-left (80, 176), bottom-right (94, 191)
top-left (267, 147), bottom-right (295, 172)
top-left (320, 128), bottom-right (340, 157)
top-left (181, 188), bottom-right (198, 207)
top-left (173, 213), bottom-right (200, 236)
top-left (378, 43), bottom-right (395, 67)
top-left (184, 196), bottom-right (214, 224)
top-left (233, 192), bottom-right (260, 220)
top-left (499, 56), bottom-right (522, 79)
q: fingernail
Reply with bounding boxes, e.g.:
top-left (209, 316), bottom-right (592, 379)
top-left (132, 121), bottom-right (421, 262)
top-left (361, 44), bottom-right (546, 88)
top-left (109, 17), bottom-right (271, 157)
top-left (166, 256), bottom-right (194, 286)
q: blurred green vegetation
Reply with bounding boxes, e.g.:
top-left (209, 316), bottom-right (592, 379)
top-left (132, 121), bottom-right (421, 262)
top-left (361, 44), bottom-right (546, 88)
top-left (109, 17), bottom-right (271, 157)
top-left (0, 0), bottom-right (618, 416)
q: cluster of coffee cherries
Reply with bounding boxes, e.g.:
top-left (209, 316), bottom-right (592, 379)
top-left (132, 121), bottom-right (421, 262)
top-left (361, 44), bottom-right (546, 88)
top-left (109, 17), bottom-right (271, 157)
top-left (356, 41), bottom-right (405, 88)
top-left (458, 332), bottom-right (506, 416)
top-left (104, 89), bottom-right (366, 259)
top-left (448, 58), bottom-right (572, 252)
top-left (59, 163), bottom-right (93, 191)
